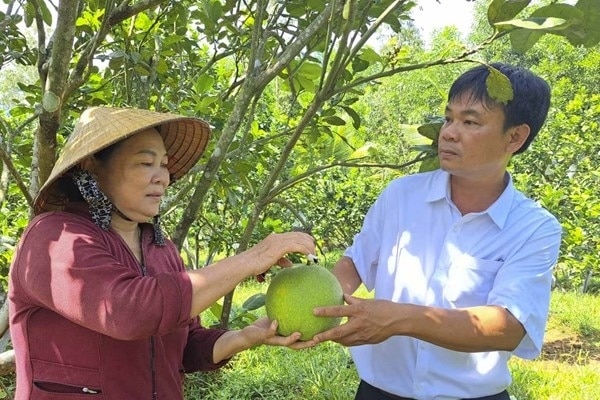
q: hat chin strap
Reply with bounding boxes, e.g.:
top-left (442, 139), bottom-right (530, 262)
top-left (112, 206), bottom-right (134, 222)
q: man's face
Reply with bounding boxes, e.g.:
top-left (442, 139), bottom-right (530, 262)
top-left (438, 93), bottom-right (522, 181)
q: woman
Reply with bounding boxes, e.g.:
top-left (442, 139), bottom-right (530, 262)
top-left (9, 106), bottom-right (315, 399)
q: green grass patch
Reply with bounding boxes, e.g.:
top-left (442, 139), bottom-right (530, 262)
top-left (509, 358), bottom-right (599, 400)
top-left (184, 342), bottom-right (357, 400)
top-left (188, 283), bottom-right (600, 399)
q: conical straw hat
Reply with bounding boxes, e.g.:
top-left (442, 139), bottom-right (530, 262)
top-left (34, 106), bottom-right (211, 215)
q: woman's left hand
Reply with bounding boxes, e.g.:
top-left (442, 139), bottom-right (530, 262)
top-left (243, 317), bottom-right (317, 350)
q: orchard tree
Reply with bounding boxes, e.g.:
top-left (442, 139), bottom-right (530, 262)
top-left (0, 0), bottom-right (598, 375)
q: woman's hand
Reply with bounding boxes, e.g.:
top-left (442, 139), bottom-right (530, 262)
top-left (242, 317), bottom-right (317, 350)
top-left (188, 232), bottom-right (315, 318)
top-left (247, 232), bottom-right (316, 276)
top-left (213, 317), bottom-right (317, 363)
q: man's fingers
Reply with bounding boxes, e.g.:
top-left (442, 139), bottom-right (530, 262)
top-left (314, 296), bottom-right (364, 317)
top-left (312, 324), bottom-right (349, 344)
top-left (344, 293), bottom-right (361, 304)
top-left (288, 339), bottom-right (318, 350)
top-left (313, 304), bottom-right (350, 318)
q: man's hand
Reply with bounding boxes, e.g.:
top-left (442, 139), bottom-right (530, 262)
top-left (312, 294), bottom-right (398, 346)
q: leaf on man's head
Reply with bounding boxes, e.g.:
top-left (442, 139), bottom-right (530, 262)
top-left (486, 66), bottom-right (514, 105)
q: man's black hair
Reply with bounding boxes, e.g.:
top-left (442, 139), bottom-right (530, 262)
top-left (447, 62), bottom-right (551, 154)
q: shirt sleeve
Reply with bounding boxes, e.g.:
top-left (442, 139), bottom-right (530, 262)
top-left (488, 215), bottom-right (562, 359)
top-left (182, 318), bottom-right (230, 372)
top-left (344, 184), bottom-right (389, 291)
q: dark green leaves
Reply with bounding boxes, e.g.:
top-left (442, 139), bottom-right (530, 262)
top-left (489, 0), bottom-right (600, 53)
top-left (417, 122), bottom-right (442, 142)
top-left (567, 0), bottom-right (600, 47)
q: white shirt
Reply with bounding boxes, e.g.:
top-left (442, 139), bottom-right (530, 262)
top-left (346, 169), bottom-right (562, 400)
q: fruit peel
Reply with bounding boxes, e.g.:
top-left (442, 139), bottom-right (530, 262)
top-left (265, 264), bottom-right (344, 341)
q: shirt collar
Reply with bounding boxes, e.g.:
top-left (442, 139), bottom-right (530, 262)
top-left (425, 169), bottom-right (449, 203)
top-left (485, 172), bottom-right (515, 229)
top-left (425, 169), bottom-right (515, 229)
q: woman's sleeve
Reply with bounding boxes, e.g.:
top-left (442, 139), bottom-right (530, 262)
top-left (12, 214), bottom-right (193, 340)
top-left (182, 318), bottom-right (230, 372)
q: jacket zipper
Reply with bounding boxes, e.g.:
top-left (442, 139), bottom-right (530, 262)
top-left (139, 228), bottom-right (157, 400)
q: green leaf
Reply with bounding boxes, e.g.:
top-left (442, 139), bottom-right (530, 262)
top-left (195, 74), bottom-right (215, 94)
top-left (23, 2), bottom-right (34, 27)
top-left (38, 0), bottom-right (53, 26)
top-left (495, 17), bottom-right (572, 32)
top-left (286, 3), bottom-right (306, 18)
top-left (199, 95), bottom-right (219, 108)
top-left (297, 61), bottom-right (322, 80)
top-left (323, 116), bottom-right (347, 126)
top-left (486, 67), bottom-right (513, 105)
top-left (509, 28), bottom-right (544, 53)
top-left (411, 144), bottom-right (437, 153)
top-left (209, 302), bottom-right (223, 319)
top-left (205, 0), bottom-right (224, 22)
top-left (419, 155), bottom-right (440, 173)
top-left (306, 0), bottom-right (326, 12)
top-left (487, 0), bottom-right (531, 25)
top-left (295, 74), bottom-right (316, 93)
top-left (358, 47), bottom-right (381, 64)
top-left (134, 12), bottom-right (152, 30)
top-left (571, 0), bottom-right (600, 47)
top-left (531, 3), bottom-right (584, 21)
top-left (341, 105), bottom-right (361, 129)
top-left (349, 143), bottom-right (378, 159)
top-left (352, 57), bottom-right (369, 73)
top-left (242, 293), bottom-right (266, 311)
top-left (497, 4), bottom-right (584, 41)
top-left (155, 58), bottom-right (168, 74)
top-left (417, 122), bottom-right (442, 141)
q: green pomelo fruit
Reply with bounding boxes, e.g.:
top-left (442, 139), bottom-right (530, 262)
top-left (265, 264), bottom-right (344, 341)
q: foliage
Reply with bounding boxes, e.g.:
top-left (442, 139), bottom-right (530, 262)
top-left (488, 0), bottom-right (600, 53)
top-left (206, 292), bottom-right (265, 330)
top-left (509, 42), bottom-right (600, 292)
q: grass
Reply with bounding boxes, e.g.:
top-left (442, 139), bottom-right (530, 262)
top-left (185, 280), bottom-right (600, 400)
top-left (185, 343), bottom-right (358, 399)
top-left (508, 291), bottom-right (600, 400)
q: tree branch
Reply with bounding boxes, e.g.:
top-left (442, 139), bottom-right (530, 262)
top-left (266, 157), bottom-right (426, 202)
top-left (108, 0), bottom-right (165, 25)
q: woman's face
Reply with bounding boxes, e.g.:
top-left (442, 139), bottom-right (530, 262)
top-left (92, 128), bottom-right (170, 222)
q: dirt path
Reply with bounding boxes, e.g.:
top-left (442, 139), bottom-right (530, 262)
top-left (541, 327), bottom-right (600, 364)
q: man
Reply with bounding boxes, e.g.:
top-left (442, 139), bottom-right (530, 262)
top-left (312, 63), bottom-right (562, 400)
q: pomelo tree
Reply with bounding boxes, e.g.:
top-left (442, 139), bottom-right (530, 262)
top-left (0, 0), bottom-right (599, 375)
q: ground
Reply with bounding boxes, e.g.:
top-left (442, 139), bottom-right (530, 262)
top-left (541, 326), bottom-right (600, 364)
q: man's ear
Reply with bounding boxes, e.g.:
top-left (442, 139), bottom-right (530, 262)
top-left (507, 124), bottom-right (530, 154)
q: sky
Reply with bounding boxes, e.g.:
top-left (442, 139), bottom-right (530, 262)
top-left (411, 0), bottom-right (476, 43)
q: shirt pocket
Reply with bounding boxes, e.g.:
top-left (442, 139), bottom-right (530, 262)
top-left (444, 256), bottom-right (503, 307)
top-left (32, 382), bottom-right (103, 398)
top-left (31, 359), bottom-right (103, 399)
